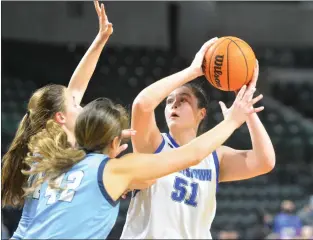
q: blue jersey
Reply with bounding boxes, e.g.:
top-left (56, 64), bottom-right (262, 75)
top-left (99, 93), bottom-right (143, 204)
top-left (12, 153), bottom-right (119, 239)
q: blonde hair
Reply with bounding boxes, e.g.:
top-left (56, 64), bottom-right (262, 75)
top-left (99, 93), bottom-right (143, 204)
top-left (22, 120), bottom-right (86, 196)
top-left (22, 98), bottom-right (129, 197)
top-left (2, 84), bottom-right (66, 207)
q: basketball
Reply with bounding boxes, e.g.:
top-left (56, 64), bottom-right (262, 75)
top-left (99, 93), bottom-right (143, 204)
top-left (203, 36), bottom-right (256, 91)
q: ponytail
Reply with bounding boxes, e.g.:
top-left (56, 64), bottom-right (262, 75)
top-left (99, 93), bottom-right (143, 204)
top-left (2, 112), bottom-right (32, 208)
top-left (22, 120), bottom-right (86, 195)
top-left (2, 84), bottom-right (67, 207)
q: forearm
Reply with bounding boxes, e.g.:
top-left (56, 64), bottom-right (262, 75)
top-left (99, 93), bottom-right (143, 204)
top-left (126, 119), bottom-right (238, 182)
top-left (68, 33), bottom-right (109, 103)
top-left (246, 113), bottom-right (275, 169)
top-left (186, 118), bottom-right (238, 161)
top-left (134, 67), bottom-right (197, 112)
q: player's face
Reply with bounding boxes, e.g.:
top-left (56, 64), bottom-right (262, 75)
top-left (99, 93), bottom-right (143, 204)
top-left (62, 89), bottom-right (83, 133)
top-left (165, 86), bottom-right (204, 131)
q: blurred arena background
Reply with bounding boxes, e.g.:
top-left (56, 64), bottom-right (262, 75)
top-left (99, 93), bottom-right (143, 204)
top-left (1, 1), bottom-right (313, 239)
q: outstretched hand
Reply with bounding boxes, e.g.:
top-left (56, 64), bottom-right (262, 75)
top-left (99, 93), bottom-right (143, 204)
top-left (94, 1), bottom-right (113, 39)
top-left (219, 85), bottom-right (264, 128)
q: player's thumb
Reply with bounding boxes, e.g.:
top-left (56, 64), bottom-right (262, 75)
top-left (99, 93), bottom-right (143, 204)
top-left (107, 23), bottom-right (113, 30)
top-left (117, 143), bottom-right (128, 156)
top-left (219, 101), bottom-right (227, 112)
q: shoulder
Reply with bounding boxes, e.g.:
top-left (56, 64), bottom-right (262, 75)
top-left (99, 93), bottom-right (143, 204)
top-left (73, 153), bottom-right (109, 174)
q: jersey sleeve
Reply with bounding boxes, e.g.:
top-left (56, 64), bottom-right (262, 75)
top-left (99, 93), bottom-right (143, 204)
top-left (11, 210), bottom-right (30, 239)
top-left (12, 195), bottom-right (39, 239)
top-left (97, 157), bottom-right (119, 206)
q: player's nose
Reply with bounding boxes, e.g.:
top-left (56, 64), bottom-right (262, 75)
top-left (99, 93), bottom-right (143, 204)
top-left (171, 99), bottom-right (179, 109)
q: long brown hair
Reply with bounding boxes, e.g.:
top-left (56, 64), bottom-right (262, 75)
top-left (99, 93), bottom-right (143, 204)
top-left (183, 82), bottom-right (209, 136)
top-left (1, 84), bottom-right (66, 207)
top-left (23, 98), bottom-right (129, 195)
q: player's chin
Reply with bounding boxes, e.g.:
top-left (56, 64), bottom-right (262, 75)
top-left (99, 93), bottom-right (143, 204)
top-left (167, 117), bottom-right (184, 128)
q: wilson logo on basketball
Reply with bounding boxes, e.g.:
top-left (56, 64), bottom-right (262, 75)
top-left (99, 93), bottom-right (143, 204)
top-left (213, 55), bottom-right (224, 87)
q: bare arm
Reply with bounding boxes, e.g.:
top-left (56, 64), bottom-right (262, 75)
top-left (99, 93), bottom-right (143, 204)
top-left (104, 84), bottom-right (264, 200)
top-left (218, 61), bottom-right (275, 182)
top-left (67, 1), bottom-right (113, 104)
top-left (131, 38), bottom-right (218, 153)
top-left (218, 113), bottom-right (275, 182)
top-left (132, 68), bottom-right (198, 153)
top-left (105, 118), bottom-right (239, 200)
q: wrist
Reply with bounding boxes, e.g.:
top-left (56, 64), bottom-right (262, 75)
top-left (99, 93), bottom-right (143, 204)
top-left (224, 117), bottom-right (241, 130)
top-left (246, 112), bottom-right (258, 122)
top-left (185, 66), bottom-right (200, 80)
top-left (95, 33), bottom-right (109, 45)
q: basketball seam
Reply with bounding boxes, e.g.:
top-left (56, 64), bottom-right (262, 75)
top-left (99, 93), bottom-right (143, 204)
top-left (225, 37), bottom-right (249, 87)
top-left (234, 40), bottom-right (256, 85)
top-left (203, 58), bottom-right (215, 87)
top-left (226, 41), bottom-right (232, 91)
top-left (234, 40), bottom-right (252, 49)
top-left (208, 38), bottom-right (229, 88)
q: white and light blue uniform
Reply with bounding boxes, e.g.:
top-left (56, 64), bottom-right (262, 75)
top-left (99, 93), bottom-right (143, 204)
top-left (121, 133), bottom-right (219, 239)
top-left (12, 153), bottom-right (119, 239)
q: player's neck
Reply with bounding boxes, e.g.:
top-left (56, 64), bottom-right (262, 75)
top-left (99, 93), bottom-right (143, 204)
top-left (62, 127), bottom-right (76, 147)
top-left (67, 133), bottom-right (76, 147)
top-left (169, 127), bottom-right (197, 146)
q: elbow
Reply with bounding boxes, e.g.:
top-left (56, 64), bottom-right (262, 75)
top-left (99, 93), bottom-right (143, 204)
top-left (262, 153), bottom-right (276, 174)
top-left (133, 96), bottom-right (152, 113)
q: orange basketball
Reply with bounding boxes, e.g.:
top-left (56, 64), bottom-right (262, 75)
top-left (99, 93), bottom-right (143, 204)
top-left (203, 36), bottom-right (256, 91)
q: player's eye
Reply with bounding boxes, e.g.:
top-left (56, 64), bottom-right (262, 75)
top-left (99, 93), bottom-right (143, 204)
top-left (166, 99), bottom-right (173, 104)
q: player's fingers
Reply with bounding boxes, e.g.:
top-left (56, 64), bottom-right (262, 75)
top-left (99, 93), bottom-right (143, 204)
top-left (94, 1), bottom-right (101, 16)
top-left (121, 129), bottom-right (136, 139)
top-left (116, 144), bottom-right (128, 156)
top-left (250, 59), bottom-right (259, 87)
top-left (101, 3), bottom-right (108, 21)
top-left (107, 23), bottom-right (113, 32)
top-left (243, 87), bottom-right (256, 102)
top-left (219, 101), bottom-right (227, 113)
top-left (252, 106), bottom-right (264, 113)
top-left (235, 85), bottom-right (247, 101)
top-left (199, 37), bottom-right (218, 54)
top-left (250, 94), bottom-right (263, 105)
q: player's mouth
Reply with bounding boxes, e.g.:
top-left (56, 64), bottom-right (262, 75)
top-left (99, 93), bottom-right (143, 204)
top-left (170, 112), bottom-right (179, 119)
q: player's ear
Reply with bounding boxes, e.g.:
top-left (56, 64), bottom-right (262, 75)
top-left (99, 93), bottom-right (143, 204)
top-left (55, 112), bottom-right (66, 124)
top-left (199, 108), bottom-right (206, 121)
top-left (112, 136), bottom-right (121, 149)
top-left (108, 136), bottom-right (121, 158)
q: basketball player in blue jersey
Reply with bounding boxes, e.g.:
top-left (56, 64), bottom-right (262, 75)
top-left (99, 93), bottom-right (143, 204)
top-left (2, 1), bottom-right (123, 239)
top-left (18, 86), bottom-right (262, 239)
top-left (121, 39), bottom-right (276, 238)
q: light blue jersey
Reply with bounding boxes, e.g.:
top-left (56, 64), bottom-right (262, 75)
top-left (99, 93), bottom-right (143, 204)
top-left (12, 153), bottom-right (120, 239)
